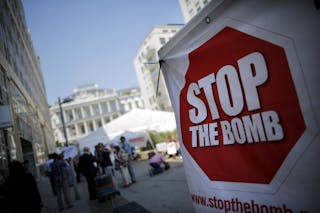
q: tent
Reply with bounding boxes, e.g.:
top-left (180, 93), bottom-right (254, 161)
top-left (77, 108), bottom-right (175, 153)
top-left (104, 108), bottom-right (176, 133)
top-left (109, 130), bottom-right (155, 149)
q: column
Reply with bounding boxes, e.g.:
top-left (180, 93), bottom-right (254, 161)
top-left (75, 123), bottom-right (80, 138)
top-left (80, 107), bottom-right (84, 119)
top-left (72, 109), bottom-right (76, 121)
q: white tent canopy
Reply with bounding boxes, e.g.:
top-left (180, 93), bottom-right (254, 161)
top-left (109, 130), bottom-right (154, 149)
top-left (77, 108), bottom-right (176, 153)
top-left (104, 108), bottom-right (176, 134)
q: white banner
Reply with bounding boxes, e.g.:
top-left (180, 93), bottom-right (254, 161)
top-left (159, 1), bottom-right (320, 212)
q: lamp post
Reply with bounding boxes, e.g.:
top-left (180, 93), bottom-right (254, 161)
top-left (58, 97), bottom-right (69, 146)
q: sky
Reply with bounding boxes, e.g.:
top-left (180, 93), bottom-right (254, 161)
top-left (21, 0), bottom-right (185, 104)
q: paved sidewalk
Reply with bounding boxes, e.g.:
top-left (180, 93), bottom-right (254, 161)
top-left (38, 158), bottom-right (192, 213)
top-left (38, 176), bottom-right (126, 213)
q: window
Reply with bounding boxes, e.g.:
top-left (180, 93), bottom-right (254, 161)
top-left (68, 125), bottom-right (76, 137)
top-left (159, 37), bottom-right (166, 45)
top-left (104, 117), bottom-right (110, 124)
top-left (83, 106), bottom-right (91, 117)
top-left (92, 104), bottom-right (100, 116)
top-left (128, 102), bottom-right (133, 110)
top-left (96, 119), bottom-right (102, 128)
top-left (79, 123), bottom-right (85, 134)
top-left (74, 108), bottom-right (82, 119)
top-left (100, 102), bottom-right (108, 113)
top-left (0, 66), bottom-right (8, 104)
top-left (109, 100), bottom-right (117, 112)
top-left (65, 110), bottom-right (73, 122)
top-left (88, 121), bottom-right (94, 132)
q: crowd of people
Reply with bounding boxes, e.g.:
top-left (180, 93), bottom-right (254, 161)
top-left (44, 135), bottom-right (138, 210)
top-left (0, 135), bottom-right (180, 212)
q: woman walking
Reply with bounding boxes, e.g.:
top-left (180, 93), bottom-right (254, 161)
top-left (114, 145), bottom-right (132, 187)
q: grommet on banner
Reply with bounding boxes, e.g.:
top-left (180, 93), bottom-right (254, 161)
top-left (205, 16), bottom-right (211, 24)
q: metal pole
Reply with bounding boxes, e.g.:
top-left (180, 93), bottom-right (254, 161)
top-left (58, 97), bottom-right (69, 146)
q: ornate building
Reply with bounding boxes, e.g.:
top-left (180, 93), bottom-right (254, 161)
top-left (49, 84), bottom-right (144, 146)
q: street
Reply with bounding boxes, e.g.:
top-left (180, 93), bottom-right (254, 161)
top-left (38, 158), bottom-right (194, 213)
top-left (119, 159), bottom-right (194, 213)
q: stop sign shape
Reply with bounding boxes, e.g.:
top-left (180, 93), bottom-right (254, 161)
top-left (180, 27), bottom-right (306, 184)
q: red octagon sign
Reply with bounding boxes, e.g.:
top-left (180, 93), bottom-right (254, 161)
top-left (180, 26), bottom-right (306, 184)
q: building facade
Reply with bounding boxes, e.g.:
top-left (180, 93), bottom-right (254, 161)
top-left (0, 0), bottom-right (54, 176)
top-left (134, 25), bottom-right (183, 112)
top-left (179, 0), bottom-right (212, 22)
top-left (49, 84), bottom-right (144, 146)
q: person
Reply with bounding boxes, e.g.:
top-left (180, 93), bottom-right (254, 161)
top-left (113, 145), bottom-right (132, 187)
top-left (65, 156), bottom-right (80, 200)
top-left (119, 136), bottom-right (136, 183)
top-left (3, 160), bottom-right (42, 213)
top-left (45, 154), bottom-right (56, 195)
top-left (149, 152), bottom-right (167, 176)
top-left (78, 147), bottom-right (98, 200)
top-left (72, 156), bottom-right (81, 183)
top-left (51, 153), bottom-right (73, 211)
top-left (95, 143), bottom-right (113, 175)
top-left (96, 143), bottom-right (118, 189)
top-left (23, 159), bottom-right (30, 172)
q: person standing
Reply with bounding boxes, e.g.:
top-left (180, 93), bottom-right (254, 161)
top-left (96, 143), bottom-right (118, 189)
top-left (3, 160), bottom-right (42, 213)
top-left (51, 153), bottom-right (73, 211)
top-left (95, 143), bottom-right (112, 175)
top-left (78, 147), bottom-right (97, 200)
top-left (45, 154), bottom-right (56, 195)
top-left (119, 136), bottom-right (136, 183)
top-left (114, 145), bottom-right (131, 187)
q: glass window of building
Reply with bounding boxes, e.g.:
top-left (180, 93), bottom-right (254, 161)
top-left (104, 116), bottom-right (110, 124)
top-left (88, 121), bottom-right (94, 132)
top-left (74, 108), bottom-right (82, 119)
top-left (100, 102), bottom-right (108, 113)
top-left (109, 100), bottom-right (117, 112)
top-left (65, 110), bottom-right (73, 122)
top-left (159, 37), bottom-right (166, 45)
top-left (128, 102), bottom-right (133, 110)
top-left (92, 104), bottom-right (100, 116)
top-left (83, 106), bottom-right (91, 117)
top-left (79, 123), bottom-right (85, 134)
top-left (96, 119), bottom-right (102, 128)
top-left (69, 125), bottom-right (76, 137)
top-left (0, 67), bottom-right (8, 104)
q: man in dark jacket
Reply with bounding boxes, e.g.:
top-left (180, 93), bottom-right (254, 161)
top-left (78, 147), bottom-right (97, 200)
top-left (4, 160), bottom-right (42, 213)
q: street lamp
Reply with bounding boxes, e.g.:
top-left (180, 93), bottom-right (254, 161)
top-left (58, 97), bottom-right (69, 146)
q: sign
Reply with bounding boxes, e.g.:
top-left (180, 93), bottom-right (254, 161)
top-left (181, 26), bottom-right (305, 184)
top-left (159, 1), bottom-right (320, 212)
top-left (59, 145), bottom-right (78, 159)
top-left (156, 142), bottom-right (167, 152)
top-left (166, 142), bottom-right (177, 155)
top-left (0, 105), bottom-right (13, 129)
